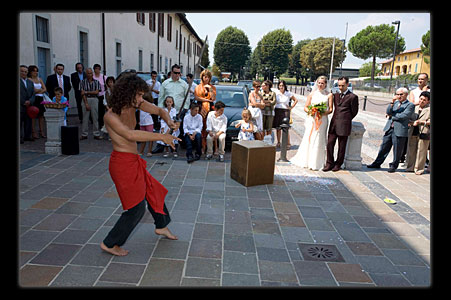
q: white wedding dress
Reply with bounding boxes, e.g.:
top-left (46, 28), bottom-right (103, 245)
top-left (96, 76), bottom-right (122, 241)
top-left (290, 89), bottom-right (330, 170)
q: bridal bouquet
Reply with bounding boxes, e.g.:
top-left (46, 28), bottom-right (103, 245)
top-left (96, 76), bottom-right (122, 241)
top-left (307, 102), bottom-right (327, 117)
top-left (307, 102), bottom-right (327, 142)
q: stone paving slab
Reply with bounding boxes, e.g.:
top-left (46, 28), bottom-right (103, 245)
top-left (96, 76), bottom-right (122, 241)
top-left (18, 102), bottom-right (430, 287)
top-left (18, 146), bottom-right (430, 287)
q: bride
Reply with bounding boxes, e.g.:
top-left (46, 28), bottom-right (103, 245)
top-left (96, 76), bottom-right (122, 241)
top-left (290, 76), bottom-right (333, 170)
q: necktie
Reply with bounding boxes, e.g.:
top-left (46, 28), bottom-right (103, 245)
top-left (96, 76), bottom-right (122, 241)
top-left (58, 76), bottom-right (64, 93)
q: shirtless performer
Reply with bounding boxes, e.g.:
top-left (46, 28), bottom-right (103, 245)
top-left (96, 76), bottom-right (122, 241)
top-left (100, 73), bottom-right (181, 256)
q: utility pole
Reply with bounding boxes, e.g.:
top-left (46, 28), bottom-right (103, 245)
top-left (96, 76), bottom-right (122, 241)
top-left (329, 37), bottom-right (336, 88)
top-left (339, 22), bottom-right (348, 76)
top-left (389, 20), bottom-right (401, 92)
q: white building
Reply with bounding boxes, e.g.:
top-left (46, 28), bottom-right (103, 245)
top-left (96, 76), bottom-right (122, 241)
top-left (19, 12), bottom-right (204, 106)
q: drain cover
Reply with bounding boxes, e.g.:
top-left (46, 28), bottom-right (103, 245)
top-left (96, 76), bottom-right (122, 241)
top-left (298, 243), bottom-right (345, 262)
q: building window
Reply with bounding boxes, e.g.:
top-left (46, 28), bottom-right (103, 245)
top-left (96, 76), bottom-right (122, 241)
top-left (415, 63), bottom-right (418, 73)
top-left (176, 30), bottom-right (179, 49)
top-left (137, 13), bottom-right (145, 25)
top-left (183, 37), bottom-right (186, 54)
top-left (138, 49), bottom-right (143, 71)
top-left (80, 31), bottom-right (88, 69)
top-left (165, 57), bottom-right (168, 74)
top-left (150, 53), bottom-right (154, 72)
top-left (158, 13), bottom-right (164, 38)
top-left (36, 16), bottom-right (49, 43)
top-left (159, 55), bottom-right (162, 73)
top-left (116, 42), bottom-right (121, 57)
top-left (116, 41), bottom-right (122, 76)
top-left (167, 15), bottom-right (172, 42)
top-left (149, 13), bottom-right (156, 32)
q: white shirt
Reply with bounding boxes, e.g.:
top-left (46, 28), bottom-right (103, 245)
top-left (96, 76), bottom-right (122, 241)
top-left (183, 113), bottom-right (203, 135)
top-left (189, 82), bottom-right (197, 100)
top-left (206, 111), bottom-right (227, 133)
top-left (411, 87), bottom-right (430, 105)
top-left (146, 79), bottom-right (161, 99)
top-left (275, 90), bottom-right (293, 109)
top-left (158, 78), bottom-right (189, 111)
top-left (139, 110), bottom-right (154, 126)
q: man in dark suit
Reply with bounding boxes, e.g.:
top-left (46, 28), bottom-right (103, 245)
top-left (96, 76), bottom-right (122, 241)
top-left (367, 87), bottom-right (415, 173)
top-left (19, 65), bottom-right (35, 143)
top-left (46, 63), bottom-right (72, 100)
top-left (71, 62), bottom-right (86, 122)
top-left (324, 76), bottom-right (359, 172)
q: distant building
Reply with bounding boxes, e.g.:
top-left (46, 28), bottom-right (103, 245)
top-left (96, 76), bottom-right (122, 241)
top-left (19, 12), bottom-right (204, 82)
top-left (331, 68), bottom-right (360, 80)
top-left (378, 48), bottom-right (430, 77)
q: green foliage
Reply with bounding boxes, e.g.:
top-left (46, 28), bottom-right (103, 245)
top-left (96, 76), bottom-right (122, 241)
top-left (421, 30), bottom-right (430, 64)
top-left (213, 26), bottom-right (251, 77)
top-left (299, 37), bottom-right (345, 77)
top-left (360, 62), bottom-right (380, 77)
top-left (348, 24), bottom-right (405, 81)
top-left (259, 29), bottom-right (293, 77)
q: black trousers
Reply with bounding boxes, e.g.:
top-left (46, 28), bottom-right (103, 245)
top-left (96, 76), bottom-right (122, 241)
top-left (372, 127), bottom-right (407, 169)
top-left (103, 198), bottom-right (171, 248)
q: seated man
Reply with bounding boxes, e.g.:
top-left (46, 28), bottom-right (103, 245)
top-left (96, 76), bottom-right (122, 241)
top-left (183, 103), bottom-right (203, 163)
top-left (206, 101), bottom-right (227, 162)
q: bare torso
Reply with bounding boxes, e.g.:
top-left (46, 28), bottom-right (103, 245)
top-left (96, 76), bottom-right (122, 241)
top-left (104, 107), bottom-right (139, 154)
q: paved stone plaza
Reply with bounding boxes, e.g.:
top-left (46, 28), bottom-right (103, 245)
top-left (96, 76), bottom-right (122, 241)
top-left (18, 93), bottom-right (430, 287)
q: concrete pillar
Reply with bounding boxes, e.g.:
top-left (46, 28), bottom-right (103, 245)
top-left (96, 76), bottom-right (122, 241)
top-left (43, 108), bottom-right (65, 155)
top-left (344, 121), bottom-right (366, 170)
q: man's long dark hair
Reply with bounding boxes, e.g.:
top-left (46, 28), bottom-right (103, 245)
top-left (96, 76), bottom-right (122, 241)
top-left (110, 73), bottom-right (149, 115)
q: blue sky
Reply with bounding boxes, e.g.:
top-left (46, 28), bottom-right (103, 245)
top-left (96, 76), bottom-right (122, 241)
top-left (185, 12), bottom-right (430, 70)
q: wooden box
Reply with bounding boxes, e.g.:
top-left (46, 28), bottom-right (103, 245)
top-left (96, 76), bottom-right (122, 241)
top-left (230, 140), bottom-right (276, 187)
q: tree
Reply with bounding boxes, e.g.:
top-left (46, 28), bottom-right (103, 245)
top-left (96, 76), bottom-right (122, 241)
top-left (421, 30), bottom-right (430, 64)
top-left (258, 28), bottom-right (293, 81)
top-left (359, 62), bottom-right (380, 77)
top-left (288, 39), bottom-right (311, 84)
top-left (299, 37), bottom-right (345, 78)
top-left (200, 42), bottom-right (210, 69)
top-left (348, 24), bottom-right (405, 82)
top-left (213, 26), bottom-right (251, 79)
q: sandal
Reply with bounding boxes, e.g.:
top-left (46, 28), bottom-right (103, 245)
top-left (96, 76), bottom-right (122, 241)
top-left (276, 143), bottom-right (281, 148)
top-left (286, 144), bottom-right (291, 150)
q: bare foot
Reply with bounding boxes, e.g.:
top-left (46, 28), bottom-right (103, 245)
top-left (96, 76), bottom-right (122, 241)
top-left (100, 242), bottom-right (129, 256)
top-left (155, 227), bottom-right (178, 240)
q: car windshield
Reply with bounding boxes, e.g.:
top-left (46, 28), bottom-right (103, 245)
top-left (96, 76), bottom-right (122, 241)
top-left (216, 88), bottom-right (247, 107)
top-left (137, 73), bottom-right (151, 81)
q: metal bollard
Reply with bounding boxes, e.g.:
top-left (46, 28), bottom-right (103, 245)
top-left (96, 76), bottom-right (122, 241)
top-left (363, 96), bottom-right (367, 111)
top-left (278, 117), bottom-right (291, 162)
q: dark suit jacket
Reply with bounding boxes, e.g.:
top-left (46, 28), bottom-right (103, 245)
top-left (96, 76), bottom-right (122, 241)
top-left (70, 71), bottom-right (86, 99)
top-left (46, 74), bottom-right (72, 99)
top-left (383, 99), bottom-right (415, 137)
top-left (328, 91), bottom-right (359, 136)
top-left (20, 78), bottom-right (35, 113)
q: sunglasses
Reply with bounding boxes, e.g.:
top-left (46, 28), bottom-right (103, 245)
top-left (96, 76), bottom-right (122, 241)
top-left (173, 71), bottom-right (181, 75)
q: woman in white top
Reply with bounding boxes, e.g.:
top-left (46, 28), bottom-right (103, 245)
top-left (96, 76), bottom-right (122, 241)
top-left (273, 80), bottom-right (298, 149)
top-left (248, 80), bottom-right (265, 140)
top-left (28, 65), bottom-right (47, 139)
top-left (290, 75), bottom-right (333, 170)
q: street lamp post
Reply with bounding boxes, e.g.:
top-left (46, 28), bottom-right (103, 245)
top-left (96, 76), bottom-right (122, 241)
top-left (389, 20), bottom-right (401, 93)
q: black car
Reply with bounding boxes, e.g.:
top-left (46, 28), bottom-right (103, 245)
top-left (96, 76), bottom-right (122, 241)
top-left (213, 85), bottom-right (249, 147)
